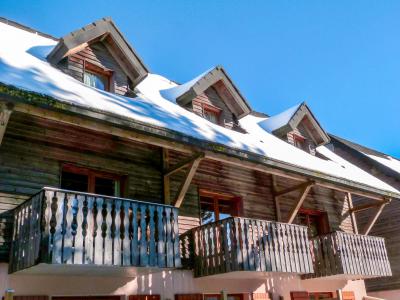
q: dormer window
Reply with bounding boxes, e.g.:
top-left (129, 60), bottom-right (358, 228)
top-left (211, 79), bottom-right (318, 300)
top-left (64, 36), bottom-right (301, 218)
top-left (83, 62), bottom-right (112, 91)
top-left (293, 133), bottom-right (306, 150)
top-left (201, 103), bottom-right (221, 125)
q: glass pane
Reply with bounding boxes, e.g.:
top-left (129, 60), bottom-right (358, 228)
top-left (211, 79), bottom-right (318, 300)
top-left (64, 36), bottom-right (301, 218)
top-left (204, 110), bottom-right (218, 123)
top-left (218, 199), bottom-right (236, 220)
top-left (61, 171), bottom-right (89, 192)
top-left (84, 71), bottom-right (106, 90)
top-left (200, 197), bottom-right (216, 224)
top-left (95, 177), bottom-right (118, 197)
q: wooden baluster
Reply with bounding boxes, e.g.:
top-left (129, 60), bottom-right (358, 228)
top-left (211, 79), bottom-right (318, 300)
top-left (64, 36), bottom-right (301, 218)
top-left (81, 195), bottom-right (89, 264)
top-left (304, 227), bottom-right (313, 274)
top-left (131, 202), bottom-right (139, 266)
top-left (41, 190), bottom-right (52, 263)
top-left (94, 197), bottom-right (103, 265)
top-left (172, 208), bottom-right (181, 268)
top-left (85, 196), bottom-right (95, 264)
top-left (294, 226), bottom-right (303, 273)
top-left (290, 225), bottom-right (299, 273)
top-left (103, 199), bottom-right (113, 265)
top-left (256, 220), bottom-right (266, 272)
top-left (156, 205), bottom-right (165, 267)
top-left (52, 192), bottom-right (64, 264)
top-left (233, 217), bottom-right (242, 271)
top-left (113, 199), bottom-right (122, 265)
top-left (148, 205), bottom-right (156, 266)
top-left (277, 223), bottom-right (286, 272)
top-left (240, 218), bottom-right (250, 271)
top-left (269, 222), bottom-right (278, 272)
top-left (250, 219), bottom-right (260, 271)
top-left (122, 201), bottom-right (130, 266)
top-left (74, 194), bottom-right (84, 264)
top-left (139, 204), bottom-right (149, 266)
top-left (165, 206), bottom-right (174, 268)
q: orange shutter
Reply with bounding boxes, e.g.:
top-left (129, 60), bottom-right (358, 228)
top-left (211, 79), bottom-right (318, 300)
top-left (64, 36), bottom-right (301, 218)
top-left (341, 291), bottom-right (355, 300)
top-left (290, 292), bottom-right (309, 300)
top-left (175, 295), bottom-right (203, 300)
top-left (129, 296), bottom-right (160, 300)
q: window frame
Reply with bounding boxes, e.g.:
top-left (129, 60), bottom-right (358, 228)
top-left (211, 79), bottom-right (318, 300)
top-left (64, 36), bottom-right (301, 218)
top-left (61, 163), bottom-right (126, 197)
top-left (83, 61), bottom-right (113, 91)
top-left (199, 189), bottom-right (242, 224)
top-left (298, 208), bottom-right (330, 237)
top-left (193, 100), bottom-right (222, 125)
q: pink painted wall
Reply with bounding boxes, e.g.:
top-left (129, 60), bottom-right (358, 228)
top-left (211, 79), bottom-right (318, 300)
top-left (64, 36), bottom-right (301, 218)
top-left (369, 289), bottom-right (400, 300)
top-left (0, 264), bottom-right (367, 300)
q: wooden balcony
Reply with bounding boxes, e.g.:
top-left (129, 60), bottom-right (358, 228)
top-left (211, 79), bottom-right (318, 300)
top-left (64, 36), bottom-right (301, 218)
top-left (9, 187), bottom-right (181, 276)
top-left (180, 217), bottom-right (314, 278)
top-left (303, 231), bottom-right (392, 280)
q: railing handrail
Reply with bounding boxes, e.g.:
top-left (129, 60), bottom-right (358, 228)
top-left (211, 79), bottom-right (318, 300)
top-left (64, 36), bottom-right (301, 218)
top-left (310, 230), bottom-right (386, 242)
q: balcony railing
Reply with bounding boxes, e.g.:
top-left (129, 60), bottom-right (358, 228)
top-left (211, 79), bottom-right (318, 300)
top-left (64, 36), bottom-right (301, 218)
top-left (9, 188), bottom-right (181, 274)
top-left (304, 231), bottom-right (391, 279)
top-left (180, 217), bottom-right (314, 277)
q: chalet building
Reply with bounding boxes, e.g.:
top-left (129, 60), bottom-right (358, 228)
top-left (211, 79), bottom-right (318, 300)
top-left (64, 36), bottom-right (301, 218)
top-left (0, 17), bottom-right (397, 300)
top-left (327, 135), bottom-right (400, 300)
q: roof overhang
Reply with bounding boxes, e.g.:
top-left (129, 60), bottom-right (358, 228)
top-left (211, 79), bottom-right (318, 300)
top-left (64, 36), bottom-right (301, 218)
top-left (0, 83), bottom-right (398, 201)
top-left (176, 66), bottom-right (252, 118)
top-left (47, 17), bottom-right (149, 87)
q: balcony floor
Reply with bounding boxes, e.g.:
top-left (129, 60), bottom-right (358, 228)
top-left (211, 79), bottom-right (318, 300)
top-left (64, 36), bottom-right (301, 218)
top-left (10, 263), bottom-right (174, 278)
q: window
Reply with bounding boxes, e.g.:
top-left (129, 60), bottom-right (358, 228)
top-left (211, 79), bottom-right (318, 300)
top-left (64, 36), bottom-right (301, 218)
top-left (297, 209), bottom-right (330, 238)
top-left (200, 190), bottom-right (241, 224)
top-left (83, 61), bottom-right (112, 91)
top-left (61, 164), bottom-right (124, 197)
top-left (293, 133), bottom-right (306, 150)
top-left (202, 103), bottom-right (221, 124)
top-left (308, 292), bottom-right (334, 300)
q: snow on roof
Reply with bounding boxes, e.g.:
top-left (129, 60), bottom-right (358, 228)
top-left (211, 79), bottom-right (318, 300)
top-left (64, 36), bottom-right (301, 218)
top-left (259, 103), bottom-right (302, 133)
top-left (0, 21), bottom-right (398, 195)
top-left (363, 153), bottom-right (400, 175)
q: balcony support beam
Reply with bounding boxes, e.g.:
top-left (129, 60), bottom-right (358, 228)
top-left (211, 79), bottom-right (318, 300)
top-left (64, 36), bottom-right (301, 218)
top-left (287, 181), bottom-right (314, 224)
top-left (164, 152), bottom-right (204, 177)
top-left (0, 102), bottom-right (13, 146)
top-left (271, 175), bottom-right (282, 222)
top-left (346, 193), bottom-right (358, 235)
top-left (363, 199), bottom-right (391, 235)
top-left (173, 155), bottom-right (203, 208)
top-left (163, 148), bottom-right (171, 205)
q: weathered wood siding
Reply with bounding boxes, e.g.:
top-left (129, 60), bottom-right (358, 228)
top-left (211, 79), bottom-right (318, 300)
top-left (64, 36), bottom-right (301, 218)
top-left (57, 41), bottom-right (131, 96)
top-left (0, 111), bottom-right (164, 261)
top-left (332, 141), bottom-right (400, 291)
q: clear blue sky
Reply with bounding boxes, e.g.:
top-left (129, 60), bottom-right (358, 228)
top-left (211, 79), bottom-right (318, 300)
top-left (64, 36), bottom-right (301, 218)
top-left (1, 0), bottom-right (399, 157)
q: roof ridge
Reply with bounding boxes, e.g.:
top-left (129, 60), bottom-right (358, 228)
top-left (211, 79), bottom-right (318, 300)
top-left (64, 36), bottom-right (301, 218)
top-left (0, 16), bottom-right (59, 41)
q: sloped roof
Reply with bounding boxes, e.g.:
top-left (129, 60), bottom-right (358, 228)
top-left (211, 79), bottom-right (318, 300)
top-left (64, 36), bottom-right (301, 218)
top-left (331, 135), bottom-right (400, 177)
top-left (47, 17), bottom-right (148, 86)
top-left (161, 66), bottom-right (252, 118)
top-left (260, 102), bottom-right (330, 145)
top-left (0, 19), bottom-right (398, 198)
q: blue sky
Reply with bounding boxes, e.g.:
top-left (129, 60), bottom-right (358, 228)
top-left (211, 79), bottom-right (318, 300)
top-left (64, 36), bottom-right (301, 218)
top-left (1, 0), bottom-right (400, 157)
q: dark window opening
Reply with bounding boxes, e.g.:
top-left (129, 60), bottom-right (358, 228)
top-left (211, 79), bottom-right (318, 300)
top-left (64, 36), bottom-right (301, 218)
top-left (297, 209), bottom-right (330, 238)
top-left (60, 164), bottom-right (124, 197)
top-left (200, 190), bottom-right (241, 224)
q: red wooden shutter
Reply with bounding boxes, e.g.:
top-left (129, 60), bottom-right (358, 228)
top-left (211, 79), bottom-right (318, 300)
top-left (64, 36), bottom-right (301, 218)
top-left (251, 293), bottom-right (271, 300)
top-left (341, 291), bottom-right (355, 300)
top-left (175, 295), bottom-right (203, 300)
top-left (129, 296), bottom-right (160, 300)
top-left (290, 292), bottom-right (309, 300)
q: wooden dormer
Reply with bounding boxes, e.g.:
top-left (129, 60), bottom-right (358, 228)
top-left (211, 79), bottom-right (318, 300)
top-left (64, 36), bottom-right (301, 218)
top-left (47, 17), bottom-right (148, 96)
top-left (161, 66), bottom-right (251, 131)
top-left (261, 102), bottom-right (330, 154)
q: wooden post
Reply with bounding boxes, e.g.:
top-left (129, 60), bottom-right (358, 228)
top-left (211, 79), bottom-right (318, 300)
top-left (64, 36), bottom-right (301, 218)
top-left (4, 289), bottom-right (14, 300)
top-left (346, 193), bottom-right (358, 235)
top-left (163, 148), bottom-right (170, 205)
top-left (173, 156), bottom-right (202, 208)
top-left (0, 102), bottom-right (13, 146)
top-left (272, 175), bottom-right (282, 222)
top-left (220, 290), bottom-right (228, 300)
top-left (287, 182), bottom-right (314, 224)
top-left (363, 200), bottom-right (390, 235)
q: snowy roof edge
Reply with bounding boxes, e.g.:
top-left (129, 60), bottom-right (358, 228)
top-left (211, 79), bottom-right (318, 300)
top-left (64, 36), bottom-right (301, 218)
top-left (1, 81), bottom-right (399, 199)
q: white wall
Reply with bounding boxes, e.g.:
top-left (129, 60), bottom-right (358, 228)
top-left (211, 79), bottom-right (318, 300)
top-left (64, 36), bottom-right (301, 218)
top-left (0, 263), bottom-right (367, 300)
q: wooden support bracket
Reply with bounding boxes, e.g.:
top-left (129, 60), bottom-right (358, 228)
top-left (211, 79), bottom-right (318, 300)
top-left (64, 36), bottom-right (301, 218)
top-left (271, 175), bottom-right (282, 222)
top-left (173, 155), bottom-right (203, 208)
top-left (0, 102), bottom-right (13, 146)
top-left (346, 193), bottom-right (359, 234)
top-left (164, 152), bottom-right (205, 177)
top-left (163, 148), bottom-right (171, 204)
top-left (363, 198), bottom-right (391, 235)
top-left (286, 181), bottom-right (314, 224)
top-left (274, 180), bottom-right (314, 197)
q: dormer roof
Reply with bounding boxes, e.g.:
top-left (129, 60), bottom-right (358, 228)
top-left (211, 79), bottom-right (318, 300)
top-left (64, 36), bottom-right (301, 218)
top-left (161, 66), bottom-right (252, 118)
top-left (260, 102), bottom-right (330, 146)
top-left (47, 17), bottom-right (148, 87)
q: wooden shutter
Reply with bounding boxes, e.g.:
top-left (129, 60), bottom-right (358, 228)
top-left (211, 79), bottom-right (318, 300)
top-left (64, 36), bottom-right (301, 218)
top-left (175, 295), bottom-right (203, 300)
top-left (251, 293), bottom-right (271, 300)
top-left (290, 292), bottom-right (309, 300)
top-left (341, 291), bottom-right (355, 300)
top-left (129, 296), bottom-right (160, 300)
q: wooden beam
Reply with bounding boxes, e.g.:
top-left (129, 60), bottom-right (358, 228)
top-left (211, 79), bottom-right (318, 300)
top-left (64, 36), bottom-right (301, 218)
top-left (163, 148), bottom-right (171, 205)
top-left (164, 152), bottom-right (204, 177)
top-left (350, 202), bottom-right (383, 213)
top-left (0, 102), bottom-right (13, 146)
top-left (363, 200), bottom-right (391, 235)
top-left (287, 182), bottom-right (314, 224)
top-left (346, 193), bottom-right (358, 235)
top-left (274, 181), bottom-right (315, 197)
top-left (271, 175), bottom-right (282, 222)
top-left (173, 156), bottom-right (203, 208)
